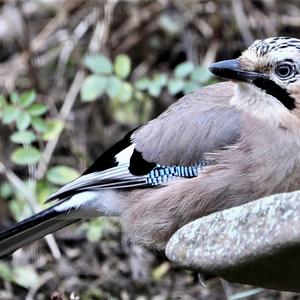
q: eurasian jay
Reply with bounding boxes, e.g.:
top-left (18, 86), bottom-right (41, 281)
top-left (1, 36), bottom-right (300, 256)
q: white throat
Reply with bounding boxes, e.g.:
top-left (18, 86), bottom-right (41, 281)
top-left (230, 82), bottom-right (292, 127)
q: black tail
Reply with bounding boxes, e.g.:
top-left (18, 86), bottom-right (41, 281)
top-left (0, 205), bottom-right (78, 257)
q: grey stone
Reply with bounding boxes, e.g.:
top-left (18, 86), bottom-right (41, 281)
top-left (165, 191), bottom-right (300, 292)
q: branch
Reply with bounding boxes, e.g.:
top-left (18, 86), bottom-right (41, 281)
top-left (35, 70), bottom-right (85, 179)
top-left (232, 0), bottom-right (254, 45)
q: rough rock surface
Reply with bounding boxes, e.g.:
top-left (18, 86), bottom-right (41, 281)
top-left (166, 191), bottom-right (300, 292)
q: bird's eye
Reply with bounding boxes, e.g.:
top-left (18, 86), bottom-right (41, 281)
top-left (275, 63), bottom-right (294, 79)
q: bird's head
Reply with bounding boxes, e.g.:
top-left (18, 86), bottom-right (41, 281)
top-left (209, 37), bottom-right (300, 129)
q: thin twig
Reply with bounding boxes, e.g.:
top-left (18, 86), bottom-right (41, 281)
top-left (36, 8), bottom-right (100, 177)
top-left (110, 0), bottom-right (165, 48)
top-left (0, 0), bottom-right (81, 91)
top-left (89, 0), bottom-right (118, 54)
top-left (16, 0), bottom-right (41, 92)
top-left (232, 0), bottom-right (254, 45)
top-left (202, 40), bottom-right (219, 67)
top-left (37, 0), bottom-right (117, 177)
top-left (35, 70), bottom-right (85, 179)
top-left (55, 11), bottom-right (98, 86)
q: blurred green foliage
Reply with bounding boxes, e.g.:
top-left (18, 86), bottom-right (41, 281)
top-left (46, 165), bottom-right (80, 186)
top-left (0, 90), bottom-right (63, 165)
top-left (0, 91), bottom-right (78, 223)
top-left (81, 53), bottom-right (213, 125)
top-left (0, 261), bottom-right (38, 289)
top-left (84, 218), bottom-right (120, 243)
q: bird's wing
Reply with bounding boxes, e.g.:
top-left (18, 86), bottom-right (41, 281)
top-left (47, 82), bottom-right (240, 202)
top-left (133, 81), bottom-right (239, 165)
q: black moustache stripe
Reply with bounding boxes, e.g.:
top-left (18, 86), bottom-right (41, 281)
top-left (252, 77), bottom-right (296, 110)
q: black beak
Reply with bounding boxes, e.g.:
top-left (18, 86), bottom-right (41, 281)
top-left (209, 59), bottom-right (259, 82)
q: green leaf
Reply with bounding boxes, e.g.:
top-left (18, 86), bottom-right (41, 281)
top-left (152, 262), bottom-right (170, 281)
top-left (148, 82), bottom-right (161, 97)
top-left (31, 117), bottom-right (48, 132)
top-left (11, 146), bottom-right (42, 165)
top-left (87, 226), bottom-right (102, 242)
top-left (86, 219), bottom-right (104, 242)
top-left (114, 54), bottom-right (131, 79)
top-left (135, 78), bottom-right (151, 90)
top-left (105, 76), bottom-right (123, 99)
top-left (0, 95), bottom-right (6, 109)
top-left (84, 54), bottom-right (113, 74)
top-left (0, 262), bottom-right (14, 282)
top-left (81, 75), bottom-right (108, 102)
top-left (13, 266), bottom-right (38, 288)
top-left (10, 130), bottom-right (37, 144)
top-left (0, 95), bottom-right (6, 119)
top-left (16, 111), bottom-right (31, 131)
top-left (36, 180), bottom-right (57, 204)
top-left (46, 165), bottom-right (80, 185)
top-left (42, 119), bottom-right (64, 141)
top-left (2, 105), bottom-right (20, 124)
top-left (10, 92), bottom-right (19, 104)
top-left (9, 199), bottom-right (26, 221)
top-left (191, 66), bottom-right (212, 83)
top-left (134, 90), bottom-right (145, 102)
top-left (0, 182), bottom-right (13, 198)
top-left (113, 102), bottom-right (134, 124)
top-left (85, 218), bottom-right (118, 242)
top-left (174, 61), bottom-right (194, 78)
top-left (20, 90), bottom-right (36, 108)
top-left (116, 82), bottom-right (133, 102)
top-left (183, 81), bottom-right (201, 94)
top-left (82, 288), bottom-right (103, 299)
top-left (153, 73), bottom-right (168, 87)
top-left (167, 78), bottom-right (185, 95)
top-left (27, 103), bottom-right (47, 116)
top-left (159, 14), bottom-right (183, 36)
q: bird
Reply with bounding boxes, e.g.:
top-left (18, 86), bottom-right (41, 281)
top-left (1, 36), bottom-right (300, 257)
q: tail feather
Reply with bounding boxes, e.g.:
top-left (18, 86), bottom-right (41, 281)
top-left (0, 206), bottom-right (78, 257)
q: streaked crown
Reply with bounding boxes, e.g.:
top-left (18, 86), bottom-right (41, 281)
top-left (248, 37), bottom-right (300, 57)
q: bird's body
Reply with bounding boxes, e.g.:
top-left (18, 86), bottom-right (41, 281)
top-left (2, 37), bottom-right (300, 255)
top-left (123, 83), bottom-right (300, 246)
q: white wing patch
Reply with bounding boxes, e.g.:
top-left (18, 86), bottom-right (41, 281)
top-left (115, 144), bottom-right (135, 165)
top-left (54, 190), bottom-right (124, 217)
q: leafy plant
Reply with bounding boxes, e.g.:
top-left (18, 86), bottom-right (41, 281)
top-left (81, 53), bottom-right (149, 125)
top-left (0, 261), bottom-right (38, 289)
top-left (84, 218), bottom-right (120, 242)
top-left (0, 90), bottom-right (63, 166)
top-left (81, 53), bottom-right (214, 125)
top-left (46, 165), bottom-right (80, 186)
top-left (0, 90), bottom-right (79, 222)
